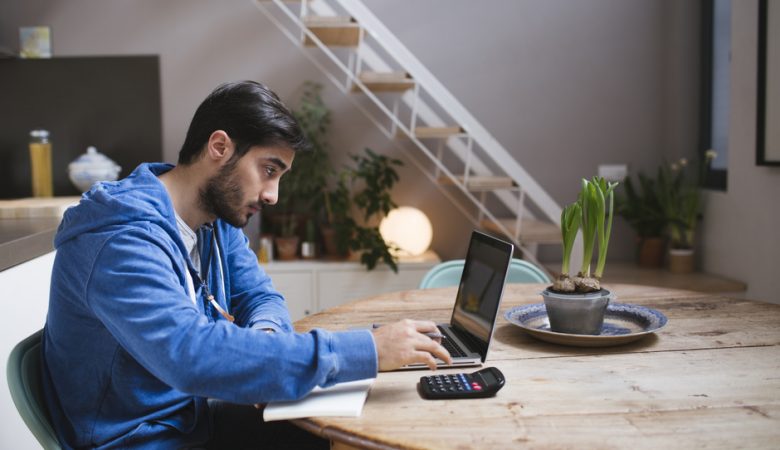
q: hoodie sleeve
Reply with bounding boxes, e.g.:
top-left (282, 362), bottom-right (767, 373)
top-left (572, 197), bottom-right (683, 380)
top-left (220, 224), bottom-right (293, 333)
top-left (85, 226), bottom-right (377, 404)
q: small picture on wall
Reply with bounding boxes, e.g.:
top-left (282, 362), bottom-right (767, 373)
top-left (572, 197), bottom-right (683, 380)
top-left (19, 26), bottom-right (52, 58)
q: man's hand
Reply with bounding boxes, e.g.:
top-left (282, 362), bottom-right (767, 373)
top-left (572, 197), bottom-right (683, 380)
top-left (372, 319), bottom-right (452, 371)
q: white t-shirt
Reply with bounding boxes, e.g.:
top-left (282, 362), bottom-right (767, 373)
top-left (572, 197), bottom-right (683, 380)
top-left (175, 213), bottom-right (199, 305)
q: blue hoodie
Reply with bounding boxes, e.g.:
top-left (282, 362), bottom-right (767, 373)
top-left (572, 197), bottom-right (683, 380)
top-left (42, 163), bottom-right (377, 449)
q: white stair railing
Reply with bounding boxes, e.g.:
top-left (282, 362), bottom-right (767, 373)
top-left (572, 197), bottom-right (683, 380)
top-left (254, 0), bottom-right (577, 273)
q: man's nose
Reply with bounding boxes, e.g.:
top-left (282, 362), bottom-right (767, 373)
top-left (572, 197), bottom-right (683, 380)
top-left (260, 183), bottom-right (278, 205)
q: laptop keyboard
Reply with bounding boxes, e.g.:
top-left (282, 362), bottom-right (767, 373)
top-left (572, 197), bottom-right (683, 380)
top-left (438, 326), bottom-right (468, 357)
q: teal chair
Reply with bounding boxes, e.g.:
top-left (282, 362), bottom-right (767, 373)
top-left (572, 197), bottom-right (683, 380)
top-left (7, 329), bottom-right (62, 450)
top-left (419, 258), bottom-right (550, 289)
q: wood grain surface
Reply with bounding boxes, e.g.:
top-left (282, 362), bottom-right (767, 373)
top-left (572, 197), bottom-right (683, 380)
top-left (291, 283), bottom-right (780, 449)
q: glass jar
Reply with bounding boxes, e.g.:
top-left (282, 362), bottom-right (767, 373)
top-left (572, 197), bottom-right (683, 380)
top-left (29, 129), bottom-right (53, 197)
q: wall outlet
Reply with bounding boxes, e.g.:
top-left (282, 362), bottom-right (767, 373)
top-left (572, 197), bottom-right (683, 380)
top-left (598, 164), bottom-right (628, 182)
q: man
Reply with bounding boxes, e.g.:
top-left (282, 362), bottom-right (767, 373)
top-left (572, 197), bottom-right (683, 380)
top-left (42, 81), bottom-right (451, 449)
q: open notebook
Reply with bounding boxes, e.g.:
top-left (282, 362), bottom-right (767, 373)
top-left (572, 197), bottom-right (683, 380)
top-left (263, 378), bottom-right (375, 421)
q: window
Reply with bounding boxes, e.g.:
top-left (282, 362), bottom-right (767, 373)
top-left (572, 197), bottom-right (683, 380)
top-left (701, 0), bottom-right (730, 190)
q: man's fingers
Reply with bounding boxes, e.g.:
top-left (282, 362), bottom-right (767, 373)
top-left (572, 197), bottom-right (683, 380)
top-left (373, 319), bottom-right (453, 371)
top-left (413, 350), bottom-right (439, 371)
top-left (413, 320), bottom-right (439, 334)
top-left (410, 322), bottom-right (452, 365)
top-left (413, 335), bottom-right (452, 366)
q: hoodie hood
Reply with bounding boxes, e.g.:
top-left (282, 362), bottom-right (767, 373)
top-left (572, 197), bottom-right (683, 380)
top-left (55, 163), bottom-right (182, 252)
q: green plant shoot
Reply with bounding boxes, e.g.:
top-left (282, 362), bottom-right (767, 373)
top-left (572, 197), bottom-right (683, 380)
top-left (593, 177), bottom-right (618, 278)
top-left (560, 202), bottom-right (581, 276)
top-left (578, 179), bottom-right (599, 277)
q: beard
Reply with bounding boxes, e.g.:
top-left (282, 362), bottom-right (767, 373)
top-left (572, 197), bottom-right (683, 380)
top-left (199, 157), bottom-right (256, 228)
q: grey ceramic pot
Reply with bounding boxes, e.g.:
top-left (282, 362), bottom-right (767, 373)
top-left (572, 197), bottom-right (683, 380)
top-left (541, 288), bottom-right (613, 335)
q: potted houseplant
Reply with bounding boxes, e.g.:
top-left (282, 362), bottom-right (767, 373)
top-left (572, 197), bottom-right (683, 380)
top-left (656, 151), bottom-right (716, 273)
top-left (274, 214), bottom-right (300, 260)
top-left (263, 81), bottom-right (332, 255)
top-left (322, 148), bottom-right (403, 272)
top-left (277, 81), bottom-right (333, 215)
top-left (616, 171), bottom-right (667, 267)
top-left (546, 176), bottom-right (618, 335)
top-left (265, 81), bottom-right (404, 272)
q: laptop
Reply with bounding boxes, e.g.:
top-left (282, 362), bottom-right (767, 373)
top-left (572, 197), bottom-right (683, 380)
top-left (402, 230), bottom-right (514, 370)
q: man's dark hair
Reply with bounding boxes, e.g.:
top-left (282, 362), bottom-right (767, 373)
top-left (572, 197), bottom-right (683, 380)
top-left (177, 81), bottom-right (308, 165)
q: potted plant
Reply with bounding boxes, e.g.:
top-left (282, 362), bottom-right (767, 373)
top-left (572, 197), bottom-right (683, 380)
top-left (616, 171), bottom-right (667, 267)
top-left (264, 81), bottom-right (404, 272)
top-left (547, 176), bottom-right (618, 335)
top-left (277, 82), bottom-right (333, 215)
top-left (273, 214), bottom-right (300, 260)
top-left (263, 82), bottom-right (332, 254)
top-left (322, 148), bottom-right (403, 272)
top-left (656, 150), bottom-right (716, 273)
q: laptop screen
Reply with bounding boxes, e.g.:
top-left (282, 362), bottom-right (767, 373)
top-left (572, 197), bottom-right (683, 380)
top-left (450, 231), bottom-right (513, 356)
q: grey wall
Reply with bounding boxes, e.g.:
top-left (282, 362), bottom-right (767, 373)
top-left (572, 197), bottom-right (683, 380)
top-left (1, 0), bottom-right (703, 265)
top-left (360, 0), bottom-right (702, 263)
top-left (701, 0), bottom-right (780, 304)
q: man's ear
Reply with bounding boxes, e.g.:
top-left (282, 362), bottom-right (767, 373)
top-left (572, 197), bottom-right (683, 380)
top-left (205, 130), bottom-right (233, 163)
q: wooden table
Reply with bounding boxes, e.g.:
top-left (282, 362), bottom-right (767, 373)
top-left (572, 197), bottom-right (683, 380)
top-left (291, 283), bottom-right (780, 449)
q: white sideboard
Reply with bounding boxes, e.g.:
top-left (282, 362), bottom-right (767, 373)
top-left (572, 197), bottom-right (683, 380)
top-left (0, 251), bottom-right (55, 449)
top-left (261, 251), bottom-right (441, 321)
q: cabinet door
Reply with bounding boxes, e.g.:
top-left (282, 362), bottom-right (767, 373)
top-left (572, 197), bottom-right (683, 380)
top-left (270, 272), bottom-right (314, 321)
top-left (317, 267), bottom-right (430, 312)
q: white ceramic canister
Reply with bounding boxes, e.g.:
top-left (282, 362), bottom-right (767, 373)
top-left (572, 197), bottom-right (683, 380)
top-left (68, 146), bottom-right (121, 192)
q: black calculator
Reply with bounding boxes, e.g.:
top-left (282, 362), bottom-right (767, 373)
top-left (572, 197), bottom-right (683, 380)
top-left (418, 367), bottom-right (505, 400)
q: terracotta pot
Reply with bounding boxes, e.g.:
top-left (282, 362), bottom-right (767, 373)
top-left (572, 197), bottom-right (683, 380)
top-left (321, 227), bottom-right (339, 256)
top-left (668, 248), bottom-right (695, 273)
top-left (274, 236), bottom-right (300, 261)
top-left (637, 237), bottom-right (665, 268)
top-left (321, 226), bottom-right (352, 259)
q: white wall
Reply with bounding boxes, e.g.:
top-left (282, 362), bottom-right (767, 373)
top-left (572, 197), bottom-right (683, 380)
top-left (701, 0), bottom-right (780, 304)
top-left (0, 0), bottom-right (702, 263)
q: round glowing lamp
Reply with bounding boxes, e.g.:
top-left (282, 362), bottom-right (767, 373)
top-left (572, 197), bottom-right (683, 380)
top-left (379, 206), bottom-right (433, 257)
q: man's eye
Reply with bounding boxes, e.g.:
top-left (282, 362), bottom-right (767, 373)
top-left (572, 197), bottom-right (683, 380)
top-left (265, 166), bottom-right (277, 177)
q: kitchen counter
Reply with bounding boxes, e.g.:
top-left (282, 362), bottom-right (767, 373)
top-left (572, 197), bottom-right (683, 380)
top-left (0, 217), bottom-right (60, 271)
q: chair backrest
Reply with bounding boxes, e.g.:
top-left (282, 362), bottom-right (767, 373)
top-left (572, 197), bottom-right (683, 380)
top-left (419, 258), bottom-right (550, 289)
top-left (7, 329), bottom-right (62, 450)
top-left (507, 259), bottom-right (551, 284)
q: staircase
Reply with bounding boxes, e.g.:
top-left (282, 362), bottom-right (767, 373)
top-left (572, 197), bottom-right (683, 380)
top-left (253, 0), bottom-right (569, 271)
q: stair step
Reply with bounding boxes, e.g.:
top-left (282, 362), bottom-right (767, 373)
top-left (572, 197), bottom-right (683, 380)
top-left (413, 126), bottom-right (465, 139)
top-left (303, 16), bottom-right (361, 47)
top-left (438, 175), bottom-right (518, 191)
top-left (353, 71), bottom-right (415, 92)
top-left (481, 218), bottom-right (562, 244)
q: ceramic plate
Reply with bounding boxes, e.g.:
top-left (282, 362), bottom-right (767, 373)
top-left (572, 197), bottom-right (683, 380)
top-left (504, 303), bottom-right (668, 347)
